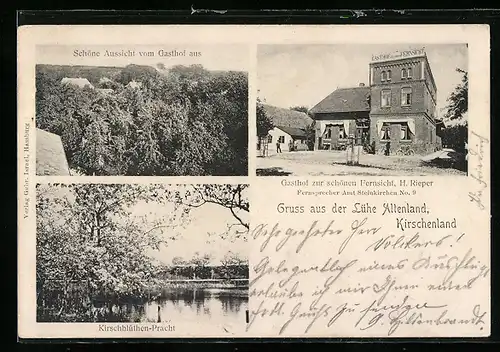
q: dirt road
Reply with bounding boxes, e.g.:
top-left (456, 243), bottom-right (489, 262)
top-left (256, 151), bottom-right (466, 176)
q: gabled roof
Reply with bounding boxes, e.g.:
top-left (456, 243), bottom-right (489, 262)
top-left (310, 86), bottom-right (370, 114)
top-left (263, 104), bottom-right (313, 129)
top-left (276, 126), bottom-right (307, 139)
top-left (36, 129), bottom-right (71, 176)
top-left (61, 77), bottom-right (94, 89)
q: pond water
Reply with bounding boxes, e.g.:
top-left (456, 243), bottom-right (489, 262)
top-left (109, 287), bottom-right (248, 330)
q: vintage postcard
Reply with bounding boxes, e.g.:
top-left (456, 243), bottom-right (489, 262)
top-left (18, 25), bottom-right (490, 339)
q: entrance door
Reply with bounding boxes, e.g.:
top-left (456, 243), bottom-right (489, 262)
top-left (330, 126), bottom-right (340, 150)
top-left (355, 127), bottom-right (364, 145)
top-left (390, 124), bottom-right (401, 153)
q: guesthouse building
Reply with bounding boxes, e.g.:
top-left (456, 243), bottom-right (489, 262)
top-left (309, 84), bottom-right (371, 150)
top-left (310, 48), bottom-right (443, 155)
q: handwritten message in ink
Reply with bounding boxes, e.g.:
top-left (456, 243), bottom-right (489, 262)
top-left (468, 130), bottom-right (490, 211)
top-left (248, 178), bottom-right (490, 337)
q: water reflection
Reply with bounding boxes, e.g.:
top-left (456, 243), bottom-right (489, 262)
top-left (113, 288), bottom-right (248, 327)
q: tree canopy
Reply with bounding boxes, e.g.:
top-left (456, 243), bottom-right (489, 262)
top-left (444, 68), bottom-right (468, 121)
top-left (304, 122), bottom-right (316, 151)
top-left (36, 64), bottom-right (248, 176)
top-left (256, 98), bottom-right (273, 138)
top-left (441, 68), bottom-right (468, 155)
top-left (289, 105), bottom-right (310, 115)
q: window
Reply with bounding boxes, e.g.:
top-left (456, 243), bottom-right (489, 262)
top-left (267, 135), bottom-right (272, 143)
top-left (407, 67), bottom-right (413, 79)
top-left (382, 123), bottom-right (412, 141)
top-left (387, 70), bottom-right (392, 81)
top-left (401, 87), bottom-right (412, 106)
top-left (381, 71), bottom-right (386, 81)
top-left (324, 126), bottom-right (332, 139)
top-left (339, 127), bottom-right (347, 139)
top-left (381, 89), bottom-right (391, 107)
top-left (381, 125), bottom-right (391, 141)
top-left (401, 68), bottom-right (407, 79)
top-left (278, 136), bottom-right (285, 143)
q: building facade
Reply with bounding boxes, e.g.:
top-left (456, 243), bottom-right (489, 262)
top-left (257, 104), bottom-right (313, 155)
top-left (310, 48), bottom-right (443, 155)
top-left (265, 126), bottom-right (309, 154)
top-left (310, 85), bottom-right (371, 151)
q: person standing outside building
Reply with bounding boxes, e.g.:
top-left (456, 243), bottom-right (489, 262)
top-left (384, 141), bottom-right (391, 156)
top-left (276, 141), bottom-right (282, 153)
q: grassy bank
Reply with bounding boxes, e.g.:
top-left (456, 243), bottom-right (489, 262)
top-left (147, 279), bottom-right (249, 295)
top-left (37, 279), bottom-right (248, 322)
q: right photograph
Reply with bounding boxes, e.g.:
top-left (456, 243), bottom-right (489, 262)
top-left (256, 44), bottom-right (468, 176)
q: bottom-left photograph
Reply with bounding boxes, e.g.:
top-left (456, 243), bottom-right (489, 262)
top-left (35, 183), bottom-right (249, 332)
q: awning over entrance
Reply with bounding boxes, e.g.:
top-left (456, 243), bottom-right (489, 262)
top-left (319, 120), bottom-right (351, 136)
top-left (376, 118), bottom-right (415, 138)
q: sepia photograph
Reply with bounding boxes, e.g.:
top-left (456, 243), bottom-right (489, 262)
top-left (35, 45), bottom-right (249, 176)
top-left (18, 24), bottom-right (490, 339)
top-left (36, 183), bottom-right (249, 332)
top-left (256, 44), bottom-right (468, 176)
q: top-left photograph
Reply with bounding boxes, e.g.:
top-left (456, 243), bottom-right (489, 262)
top-left (34, 45), bottom-right (249, 176)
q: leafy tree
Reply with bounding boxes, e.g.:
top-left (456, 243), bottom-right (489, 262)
top-left (97, 77), bottom-right (121, 90)
top-left (441, 124), bottom-right (468, 154)
top-left (36, 183), bottom-right (194, 321)
top-left (256, 98), bottom-right (273, 138)
top-left (290, 105), bottom-right (310, 115)
top-left (72, 94), bottom-right (132, 175)
top-left (220, 251), bottom-right (248, 279)
top-left (36, 74), bottom-right (95, 161)
top-left (221, 251), bottom-right (247, 266)
top-left (304, 122), bottom-right (316, 151)
top-left (181, 184), bottom-right (249, 231)
top-left (444, 68), bottom-right (468, 121)
top-left (189, 252), bottom-right (212, 267)
top-left (169, 64), bottom-right (208, 81)
top-left (442, 68), bottom-right (468, 154)
top-left (171, 256), bottom-right (186, 266)
top-left (117, 64), bottom-right (161, 86)
top-left (205, 71), bottom-right (248, 175)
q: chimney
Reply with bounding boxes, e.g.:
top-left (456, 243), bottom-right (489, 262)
top-left (359, 83), bottom-right (365, 87)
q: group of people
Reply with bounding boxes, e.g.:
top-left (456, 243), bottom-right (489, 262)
top-left (275, 140), bottom-right (296, 153)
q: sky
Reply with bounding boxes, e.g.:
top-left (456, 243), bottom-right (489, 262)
top-left (36, 44), bottom-right (249, 72)
top-left (257, 44), bottom-right (468, 119)
top-left (38, 184), bottom-right (249, 267)
top-left (126, 186), bottom-right (249, 266)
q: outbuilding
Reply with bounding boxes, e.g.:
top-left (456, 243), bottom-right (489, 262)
top-left (257, 104), bottom-right (313, 155)
top-left (36, 128), bottom-right (71, 176)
